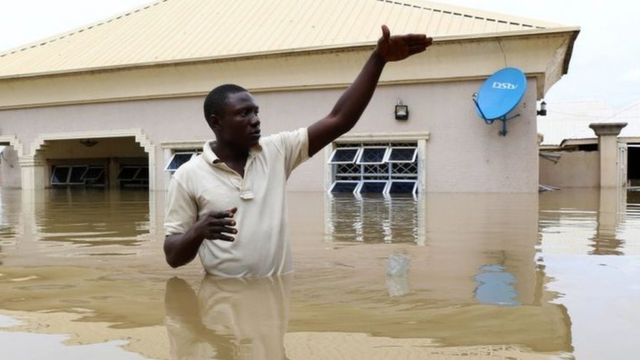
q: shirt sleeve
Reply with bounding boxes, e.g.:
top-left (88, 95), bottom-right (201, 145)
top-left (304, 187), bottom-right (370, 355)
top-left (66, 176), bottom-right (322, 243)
top-left (164, 177), bottom-right (198, 236)
top-left (276, 128), bottom-right (310, 177)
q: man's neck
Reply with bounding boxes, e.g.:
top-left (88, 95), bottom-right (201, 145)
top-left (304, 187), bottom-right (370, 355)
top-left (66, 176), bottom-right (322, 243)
top-left (211, 142), bottom-right (249, 176)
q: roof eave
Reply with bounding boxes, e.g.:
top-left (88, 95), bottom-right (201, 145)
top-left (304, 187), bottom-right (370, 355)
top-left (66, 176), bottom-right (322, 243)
top-left (0, 27), bottom-right (581, 81)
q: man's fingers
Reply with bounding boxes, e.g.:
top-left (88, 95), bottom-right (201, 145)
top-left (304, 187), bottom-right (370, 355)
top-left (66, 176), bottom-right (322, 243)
top-left (409, 34), bottom-right (428, 42)
top-left (405, 38), bottom-right (429, 48)
top-left (210, 210), bottom-right (236, 219)
top-left (204, 228), bottom-right (236, 241)
top-left (408, 45), bottom-right (427, 54)
top-left (211, 234), bottom-right (235, 242)
top-left (210, 218), bottom-right (236, 227)
top-left (381, 25), bottom-right (390, 41)
top-left (214, 226), bottom-right (237, 235)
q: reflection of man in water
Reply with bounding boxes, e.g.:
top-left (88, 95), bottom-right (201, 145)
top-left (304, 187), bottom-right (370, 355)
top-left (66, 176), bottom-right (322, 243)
top-left (164, 26), bottom-right (432, 276)
top-left (164, 276), bottom-right (291, 359)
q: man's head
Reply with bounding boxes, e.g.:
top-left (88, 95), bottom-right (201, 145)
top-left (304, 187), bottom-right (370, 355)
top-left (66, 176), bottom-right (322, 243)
top-left (203, 84), bottom-right (261, 150)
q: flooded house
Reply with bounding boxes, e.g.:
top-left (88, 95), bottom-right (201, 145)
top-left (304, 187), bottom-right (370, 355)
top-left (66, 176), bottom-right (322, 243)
top-left (539, 100), bottom-right (640, 189)
top-left (3, 2), bottom-right (640, 359)
top-left (0, 0), bottom-right (578, 193)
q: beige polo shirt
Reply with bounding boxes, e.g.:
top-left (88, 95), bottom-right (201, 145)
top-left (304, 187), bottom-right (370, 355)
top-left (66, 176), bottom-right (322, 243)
top-left (164, 128), bottom-right (309, 277)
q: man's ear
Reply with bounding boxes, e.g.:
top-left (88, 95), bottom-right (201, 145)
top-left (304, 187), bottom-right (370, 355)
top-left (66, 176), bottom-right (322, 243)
top-left (208, 114), bottom-right (222, 132)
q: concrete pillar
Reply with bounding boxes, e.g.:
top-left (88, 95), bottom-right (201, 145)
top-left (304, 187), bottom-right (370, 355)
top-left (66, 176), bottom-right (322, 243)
top-left (589, 122), bottom-right (627, 188)
top-left (591, 188), bottom-right (625, 255)
top-left (109, 158), bottom-right (119, 190)
top-left (19, 156), bottom-right (46, 190)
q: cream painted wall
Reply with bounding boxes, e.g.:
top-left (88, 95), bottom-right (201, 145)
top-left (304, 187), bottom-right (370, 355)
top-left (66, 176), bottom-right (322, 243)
top-left (262, 79), bottom-right (540, 193)
top-left (539, 151), bottom-right (600, 188)
top-left (0, 79), bottom-right (539, 192)
top-left (0, 146), bottom-right (21, 188)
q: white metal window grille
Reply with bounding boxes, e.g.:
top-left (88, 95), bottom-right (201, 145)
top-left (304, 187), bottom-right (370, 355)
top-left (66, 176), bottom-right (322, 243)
top-left (391, 162), bottom-right (418, 178)
top-left (330, 142), bottom-right (420, 194)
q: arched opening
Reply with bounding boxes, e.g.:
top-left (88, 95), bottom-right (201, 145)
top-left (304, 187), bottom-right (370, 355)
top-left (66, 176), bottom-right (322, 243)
top-left (37, 136), bottom-right (149, 189)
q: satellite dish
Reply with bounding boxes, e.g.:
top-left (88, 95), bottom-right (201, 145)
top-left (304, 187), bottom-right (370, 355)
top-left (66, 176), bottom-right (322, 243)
top-left (473, 67), bottom-right (527, 136)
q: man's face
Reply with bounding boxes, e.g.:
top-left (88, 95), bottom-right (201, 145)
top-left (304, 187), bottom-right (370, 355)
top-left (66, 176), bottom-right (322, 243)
top-left (213, 91), bottom-right (261, 150)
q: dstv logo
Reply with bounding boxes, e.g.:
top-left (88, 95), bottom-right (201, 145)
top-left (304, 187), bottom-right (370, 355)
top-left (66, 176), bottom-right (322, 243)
top-left (492, 81), bottom-right (518, 90)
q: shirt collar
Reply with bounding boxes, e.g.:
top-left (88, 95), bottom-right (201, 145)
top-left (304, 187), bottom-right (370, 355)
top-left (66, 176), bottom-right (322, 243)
top-left (202, 140), bottom-right (262, 166)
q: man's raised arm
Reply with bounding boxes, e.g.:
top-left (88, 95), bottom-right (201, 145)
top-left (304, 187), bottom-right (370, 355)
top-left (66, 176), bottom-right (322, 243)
top-left (307, 25), bottom-right (432, 156)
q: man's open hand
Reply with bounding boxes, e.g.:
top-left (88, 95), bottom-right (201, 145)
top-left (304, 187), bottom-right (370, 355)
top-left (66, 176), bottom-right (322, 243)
top-left (194, 208), bottom-right (237, 242)
top-left (375, 25), bottom-right (432, 63)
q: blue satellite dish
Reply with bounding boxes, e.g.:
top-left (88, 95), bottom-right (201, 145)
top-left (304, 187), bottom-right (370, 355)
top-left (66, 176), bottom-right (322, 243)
top-left (473, 67), bottom-right (527, 136)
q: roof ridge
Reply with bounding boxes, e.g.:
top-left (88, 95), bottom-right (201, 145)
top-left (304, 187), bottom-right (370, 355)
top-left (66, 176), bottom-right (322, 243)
top-left (375, 0), bottom-right (551, 29)
top-left (0, 0), bottom-right (575, 79)
top-left (0, 0), bottom-right (169, 58)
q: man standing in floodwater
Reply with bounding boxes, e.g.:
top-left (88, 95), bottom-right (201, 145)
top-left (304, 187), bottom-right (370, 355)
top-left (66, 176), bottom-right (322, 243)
top-left (164, 26), bottom-right (432, 277)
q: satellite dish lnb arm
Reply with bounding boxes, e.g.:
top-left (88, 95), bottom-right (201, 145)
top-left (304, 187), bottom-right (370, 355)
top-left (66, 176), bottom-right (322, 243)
top-left (472, 93), bottom-right (493, 124)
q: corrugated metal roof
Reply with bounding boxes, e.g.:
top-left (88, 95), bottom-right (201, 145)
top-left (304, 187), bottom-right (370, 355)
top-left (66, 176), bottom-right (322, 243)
top-left (0, 0), bottom-right (564, 78)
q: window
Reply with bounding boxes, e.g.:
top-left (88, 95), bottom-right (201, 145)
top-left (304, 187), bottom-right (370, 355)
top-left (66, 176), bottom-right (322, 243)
top-left (83, 167), bottom-right (105, 181)
top-left (329, 142), bottom-right (420, 195)
top-left (329, 148), bottom-right (361, 164)
top-left (329, 181), bottom-right (360, 194)
top-left (118, 165), bottom-right (149, 188)
top-left (83, 166), bottom-right (106, 186)
top-left (117, 167), bottom-right (140, 181)
top-left (387, 147), bottom-right (417, 163)
top-left (165, 150), bottom-right (200, 173)
top-left (135, 167), bottom-right (149, 180)
top-left (50, 165), bottom-right (104, 186)
top-left (68, 166), bottom-right (88, 184)
top-left (51, 167), bottom-right (71, 185)
top-left (357, 181), bottom-right (388, 194)
top-left (386, 180), bottom-right (417, 195)
top-left (356, 147), bottom-right (388, 165)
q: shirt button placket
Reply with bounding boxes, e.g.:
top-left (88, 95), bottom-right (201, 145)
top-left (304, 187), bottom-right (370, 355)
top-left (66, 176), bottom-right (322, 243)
top-left (240, 156), bottom-right (255, 200)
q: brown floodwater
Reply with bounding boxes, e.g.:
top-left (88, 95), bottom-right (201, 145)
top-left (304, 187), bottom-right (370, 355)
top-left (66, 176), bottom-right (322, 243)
top-left (0, 188), bottom-right (638, 359)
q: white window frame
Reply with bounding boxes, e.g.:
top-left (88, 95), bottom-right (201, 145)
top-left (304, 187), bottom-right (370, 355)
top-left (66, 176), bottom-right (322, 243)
top-left (356, 146), bottom-right (389, 165)
top-left (117, 166), bottom-right (141, 181)
top-left (164, 152), bottom-right (197, 172)
top-left (384, 180), bottom-right (418, 196)
top-left (385, 146), bottom-right (418, 163)
top-left (66, 166), bottom-right (89, 185)
top-left (328, 180), bottom-right (361, 194)
top-left (328, 147), bottom-right (362, 164)
top-left (50, 166), bottom-right (72, 185)
top-left (133, 167), bottom-right (149, 180)
top-left (51, 165), bottom-right (110, 185)
top-left (83, 166), bottom-right (105, 181)
top-left (356, 180), bottom-right (389, 194)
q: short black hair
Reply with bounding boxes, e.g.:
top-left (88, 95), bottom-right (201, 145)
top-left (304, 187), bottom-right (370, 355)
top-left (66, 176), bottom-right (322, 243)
top-left (203, 84), bottom-right (248, 120)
